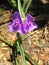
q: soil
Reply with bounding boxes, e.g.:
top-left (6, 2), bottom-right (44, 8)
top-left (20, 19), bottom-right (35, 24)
top-left (0, 10), bottom-right (49, 65)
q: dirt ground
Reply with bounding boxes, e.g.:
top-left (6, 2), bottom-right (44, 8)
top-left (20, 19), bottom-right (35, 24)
top-left (0, 10), bottom-right (49, 65)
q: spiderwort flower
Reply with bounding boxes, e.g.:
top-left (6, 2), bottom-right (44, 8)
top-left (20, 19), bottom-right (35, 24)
top-left (8, 12), bottom-right (38, 34)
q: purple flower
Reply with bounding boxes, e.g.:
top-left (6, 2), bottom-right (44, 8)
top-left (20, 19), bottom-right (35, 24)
top-left (8, 12), bottom-right (38, 34)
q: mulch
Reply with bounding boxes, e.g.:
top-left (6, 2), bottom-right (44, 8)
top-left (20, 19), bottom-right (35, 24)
top-left (0, 10), bottom-right (49, 65)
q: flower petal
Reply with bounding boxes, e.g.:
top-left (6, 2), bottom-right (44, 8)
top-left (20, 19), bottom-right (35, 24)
top-left (8, 21), bottom-right (26, 34)
top-left (23, 14), bottom-right (38, 33)
top-left (8, 23), bottom-right (14, 32)
top-left (26, 14), bottom-right (34, 22)
top-left (17, 24), bottom-right (26, 34)
top-left (12, 12), bottom-right (22, 23)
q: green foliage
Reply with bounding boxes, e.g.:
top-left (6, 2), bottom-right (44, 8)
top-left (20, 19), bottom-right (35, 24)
top-left (0, 8), bottom-right (5, 12)
top-left (7, 0), bottom-right (17, 8)
top-left (23, 0), bottom-right (32, 14)
top-left (17, 33), bottom-right (27, 65)
top-left (18, 0), bottom-right (25, 22)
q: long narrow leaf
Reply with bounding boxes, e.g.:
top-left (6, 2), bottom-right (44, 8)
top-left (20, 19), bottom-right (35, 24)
top-left (25, 52), bottom-right (38, 65)
top-left (17, 33), bottom-right (27, 65)
top-left (13, 42), bottom-right (18, 65)
top-left (0, 38), bottom-right (12, 48)
top-left (18, 0), bottom-right (25, 22)
top-left (25, 0), bottom-right (32, 14)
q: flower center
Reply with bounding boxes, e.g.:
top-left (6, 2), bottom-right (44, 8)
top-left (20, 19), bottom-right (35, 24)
top-left (15, 22), bottom-right (20, 27)
top-left (27, 22), bottom-right (31, 26)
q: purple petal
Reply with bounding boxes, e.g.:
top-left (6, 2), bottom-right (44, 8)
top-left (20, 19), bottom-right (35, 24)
top-left (23, 14), bottom-right (38, 33)
top-left (8, 24), bottom-right (14, 32)
top-left (8, 21), bottom-right (26, 34)
top-left (26, 14), bottom-right (34, 22)
top-left (12, 12), bottom-right (22, 23)
top-left (17, 24), bottom-right (26, 34)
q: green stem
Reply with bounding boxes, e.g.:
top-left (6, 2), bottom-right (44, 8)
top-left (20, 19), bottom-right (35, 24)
top-left (18, 0), bottom-right (25, 22)
top-left (0, 38), bottom-right (12, 48)
top-left (17, 41), bottom-right (27, 65)
top-left (13, 41), bottom-right (18, 65)
top-left (25, 52), bottom-right (38, 65)
top-left (17, 33), bottom-right (27, 65)
top-left (23, 1), bottom-right (26, 11)
top-left (13, 48), bottom-right (18, 65)
top-left (25, 0), bottom-right (32, 14)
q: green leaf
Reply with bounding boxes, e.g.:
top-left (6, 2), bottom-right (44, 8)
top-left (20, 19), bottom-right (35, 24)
top-left (18, 0), bottom-right (25, 22)
top-left (0, 8), bottom-right (5, 12)
top-left (23, 0), bottom-right (28, 11)
top-left (25, 52), bottom-right (38, 65)
top-left (17, 33), bottom-right (27, 65)
top-left (0, 38), bottom-right (12, 48)
top-left (25, 0), bottom-right (32, 14)
top-left (13, 41), bottom-right (18, 65)
top-left (7, 0), bottom-right (17, 8)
